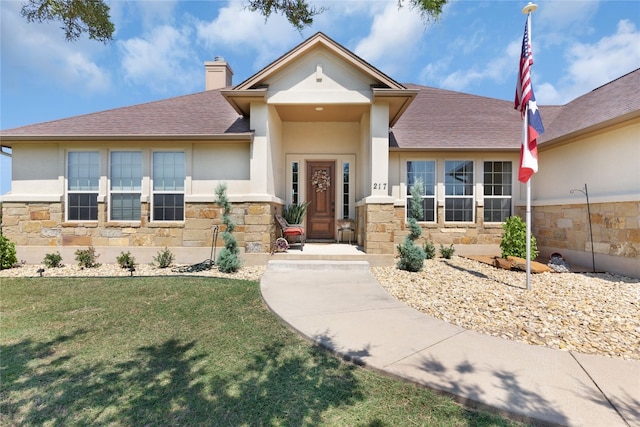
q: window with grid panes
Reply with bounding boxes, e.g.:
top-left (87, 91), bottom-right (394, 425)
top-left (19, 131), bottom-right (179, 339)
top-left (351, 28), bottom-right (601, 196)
top-left (406, 160), bottom-right (436, 222)
top-left (444, 160), bottom-right (474, 222)
top-left (152, 152), bottom-right (185, 221)
top-left (483, 161), bottom-right (512, 222)
top-left (110, 151), bottom-right (142, 221)
top-left (67, 151), bottom-right (99, 221)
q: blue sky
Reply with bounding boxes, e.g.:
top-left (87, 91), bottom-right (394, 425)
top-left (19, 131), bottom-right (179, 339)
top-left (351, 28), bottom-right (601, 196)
top-left (1, 0), bottom-right (639, 194)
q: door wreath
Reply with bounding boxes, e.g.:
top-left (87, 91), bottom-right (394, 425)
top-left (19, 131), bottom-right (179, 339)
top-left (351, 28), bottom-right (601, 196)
top-left (311, 169), bottom-right (330, 192)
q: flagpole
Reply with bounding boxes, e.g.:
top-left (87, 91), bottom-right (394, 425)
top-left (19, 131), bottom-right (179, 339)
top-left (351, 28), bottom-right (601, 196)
top-left (524, 107), bottom-right (532, 291)
top-left (522, 2), bottom-right (537, 291)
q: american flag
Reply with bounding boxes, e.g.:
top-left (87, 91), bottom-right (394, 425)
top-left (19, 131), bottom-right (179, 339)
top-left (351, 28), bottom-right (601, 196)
top-left (515, 15), bottom-right (544, 183)
top-left (515, 18), bottom-right (533, 116)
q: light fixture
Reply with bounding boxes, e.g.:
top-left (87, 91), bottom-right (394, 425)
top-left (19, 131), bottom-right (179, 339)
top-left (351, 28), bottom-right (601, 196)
top-left (315, 107), bottom-right (324, 111)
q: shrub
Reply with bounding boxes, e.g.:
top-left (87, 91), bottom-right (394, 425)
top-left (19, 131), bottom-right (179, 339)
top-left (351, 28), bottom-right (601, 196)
top-left (0, 234), bottom-right (17, 270)
top-left (116, 251), bottom-right (136, 269)
top-left (397, 243), bottom-right (426, 272)
top-left (500, 216), bottom-right (539, 260)
top-left (153, 247), bottom-right (174, 268)
top-left (43, 252), bottom-right (63, 268)
top-left (75, 246), bottom-right (100, 268)
top-left (397, 178), bottom-right (426, 272)
top-left (439, 244), bottom-right (455, 259)
top-left (423, 241), bottom-right (436, 260)
top-left (215, 183), bottom-right (241, 273)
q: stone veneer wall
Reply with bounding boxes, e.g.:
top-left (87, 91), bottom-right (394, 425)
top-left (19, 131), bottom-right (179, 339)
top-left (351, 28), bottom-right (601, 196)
top-left (516, 201), bottom-right (640, 260)
top-left (357, 203), bottom-right (503, 255)
top-left (1, 201), bottom-right (278, 254)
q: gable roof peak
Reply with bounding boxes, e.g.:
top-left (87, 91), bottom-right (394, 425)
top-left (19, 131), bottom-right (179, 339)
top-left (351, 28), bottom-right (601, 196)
top-left (233, 32), bottom-right (405, 91)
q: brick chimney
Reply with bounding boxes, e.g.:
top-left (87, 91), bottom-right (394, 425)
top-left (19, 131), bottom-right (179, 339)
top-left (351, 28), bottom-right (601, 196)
top-left (204, 57), bottom-right (233, 90)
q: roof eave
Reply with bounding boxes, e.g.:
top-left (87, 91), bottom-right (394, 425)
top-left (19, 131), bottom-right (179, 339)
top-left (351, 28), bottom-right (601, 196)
top-left (0, 133), bottom-right (254, 145)
top-left (373, 88), bottom-right (419, 127)
top-left (538, 111), bottom-right (640, 151)
top-left (221, 88), bottom-right (268, 117)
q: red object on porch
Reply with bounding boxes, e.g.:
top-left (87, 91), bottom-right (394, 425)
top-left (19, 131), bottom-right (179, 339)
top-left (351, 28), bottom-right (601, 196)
top-left (275, 214), bottom-right (305, 251)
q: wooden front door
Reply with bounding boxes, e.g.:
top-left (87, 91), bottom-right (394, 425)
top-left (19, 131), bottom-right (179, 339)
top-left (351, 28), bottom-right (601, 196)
top-left (306, 161), bottom-right (335, 240)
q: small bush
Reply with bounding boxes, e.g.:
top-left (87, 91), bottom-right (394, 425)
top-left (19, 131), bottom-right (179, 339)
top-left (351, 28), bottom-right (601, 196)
top-left (153, 247), bottom-right (174, 268)
top-left (75, 246), bottom-right (100, 268)
top-left (397, 243), bottom-right (426, 272)
top-left (217, 248), bottom-right (242, 273)
top-left (397, 178), bottom-right (426, 272)
top-left (43, 252), bottom-right (63, 268)
top-left (500, 216), bottom-right (539, 260)
top-left (423, 241), bottom-right (436, 260)
top-left (215, 183), bottom-right (241, 273)
top-left (116, 251), bottom-right (136, 269)
top-left (439, 244), bottom-right (455, 259)
top-left (0, 235), bottom-right (18, 270)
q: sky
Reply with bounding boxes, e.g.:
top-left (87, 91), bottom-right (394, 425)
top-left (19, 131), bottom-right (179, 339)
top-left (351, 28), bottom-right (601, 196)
top-left (1, 0), bottom-right (639, 194)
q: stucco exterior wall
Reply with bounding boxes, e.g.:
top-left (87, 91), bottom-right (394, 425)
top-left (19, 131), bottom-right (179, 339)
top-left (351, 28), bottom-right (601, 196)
top-left (533, 120), bottom-right (639, 204)
top-left (518, 118), bottom-right (640, 278)
top-left (265, 48), bottom-right (376, 103)
top-left (4, 140), bottom-right (253, 203)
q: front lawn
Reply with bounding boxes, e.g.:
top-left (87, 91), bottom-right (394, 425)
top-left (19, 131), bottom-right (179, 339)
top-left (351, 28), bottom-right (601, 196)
top-left (1, 276), bottom-right (521, 426)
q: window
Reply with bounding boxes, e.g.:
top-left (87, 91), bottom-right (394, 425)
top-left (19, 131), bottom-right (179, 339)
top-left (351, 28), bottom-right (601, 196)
top-left (406, 160), bottom-right (436, 222)
top-left (445, 160), bottom-right (474, 222)
top-left (484, 161), bottom-right (512, 222)
top-left (153, 152), bottom-right (185, 221)
top-left (291, 161), bottom-right (299, 205)
top-left (110, 151), bottom-right (142, 221)
top-left (67, 151), bottom-right (99, 221)
top-left (343, 162), bottom-right (350, 219)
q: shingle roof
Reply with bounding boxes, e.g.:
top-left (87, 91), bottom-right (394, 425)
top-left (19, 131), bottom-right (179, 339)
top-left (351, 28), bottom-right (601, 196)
top-left (538, 68), bottom-right (640, 145)
top-left (2, 69), bottom-right (638, 152)
top-left (390, 84), bottom-right (525, 151)
top-left (0, 89), bottom-right (250, 138)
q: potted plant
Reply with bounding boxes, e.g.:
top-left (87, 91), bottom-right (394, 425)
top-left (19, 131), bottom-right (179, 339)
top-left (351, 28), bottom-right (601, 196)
top-left (282, 202), bottom-right (310, 225)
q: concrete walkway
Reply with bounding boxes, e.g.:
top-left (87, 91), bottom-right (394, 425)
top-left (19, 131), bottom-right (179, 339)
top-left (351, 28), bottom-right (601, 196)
top-left (260, 260), bottom-right (639, 427)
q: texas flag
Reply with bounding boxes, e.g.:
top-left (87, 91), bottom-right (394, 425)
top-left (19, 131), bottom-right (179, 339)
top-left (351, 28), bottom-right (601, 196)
top-left (515, 17), bottom-right (544, 183)
top-left (519, 89), bottom-right (544, 183)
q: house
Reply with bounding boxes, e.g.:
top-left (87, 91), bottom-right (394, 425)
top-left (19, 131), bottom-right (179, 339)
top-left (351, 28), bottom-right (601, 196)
top-left (1, 33), bottom-right (639, 278)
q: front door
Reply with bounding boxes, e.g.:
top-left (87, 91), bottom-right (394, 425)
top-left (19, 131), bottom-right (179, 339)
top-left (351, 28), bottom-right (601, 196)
top-left (306, 161), bottom-right (335, 240)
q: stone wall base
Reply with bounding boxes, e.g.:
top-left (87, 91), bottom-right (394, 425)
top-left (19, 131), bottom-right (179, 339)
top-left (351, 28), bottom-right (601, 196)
top-left (2, 201), bottom-right (278, 256)
top-left (516, 201), bottom-right (640, 278)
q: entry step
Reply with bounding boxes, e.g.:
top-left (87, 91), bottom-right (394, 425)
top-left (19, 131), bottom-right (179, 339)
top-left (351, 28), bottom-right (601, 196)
top-left (267, 260), bottom-right (370, 271)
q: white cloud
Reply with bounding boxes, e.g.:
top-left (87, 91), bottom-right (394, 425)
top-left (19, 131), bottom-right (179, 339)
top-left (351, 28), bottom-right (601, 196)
top-left (424, 39), bottom-right (517, 92)
top-left (537, 0), bottom-right (599, 32)
top-left (109, 0), bottom-right (180, 35)
top-left (0, 1), bottom-right (111, 94)
top-left (538, 19), bottom-right (640, 104)
top-left (119, 25), bottom-right (201, 94)
top-left (195, 1), bottom-right (298, 70)
top-left (354, 2), bottom-right (427, 78)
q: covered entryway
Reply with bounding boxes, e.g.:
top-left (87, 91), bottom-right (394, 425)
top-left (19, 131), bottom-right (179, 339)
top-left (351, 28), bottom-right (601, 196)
top-left (306, 161), bottom-right (335, 240)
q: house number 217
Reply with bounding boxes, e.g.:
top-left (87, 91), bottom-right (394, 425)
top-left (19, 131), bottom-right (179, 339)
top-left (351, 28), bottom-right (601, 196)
top-left (373, 183), bottom-right (387, 190)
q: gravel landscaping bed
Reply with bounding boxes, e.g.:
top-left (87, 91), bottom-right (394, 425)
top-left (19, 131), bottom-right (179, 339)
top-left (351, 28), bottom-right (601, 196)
top-left (372, 256), bottom-right (640, 361)
top-left (0, 262), bottom-right (267, 282)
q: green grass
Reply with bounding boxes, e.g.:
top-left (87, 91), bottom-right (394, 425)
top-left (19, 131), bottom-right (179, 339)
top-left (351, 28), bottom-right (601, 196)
top-left (1, 276), bottom-right (523, 426)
